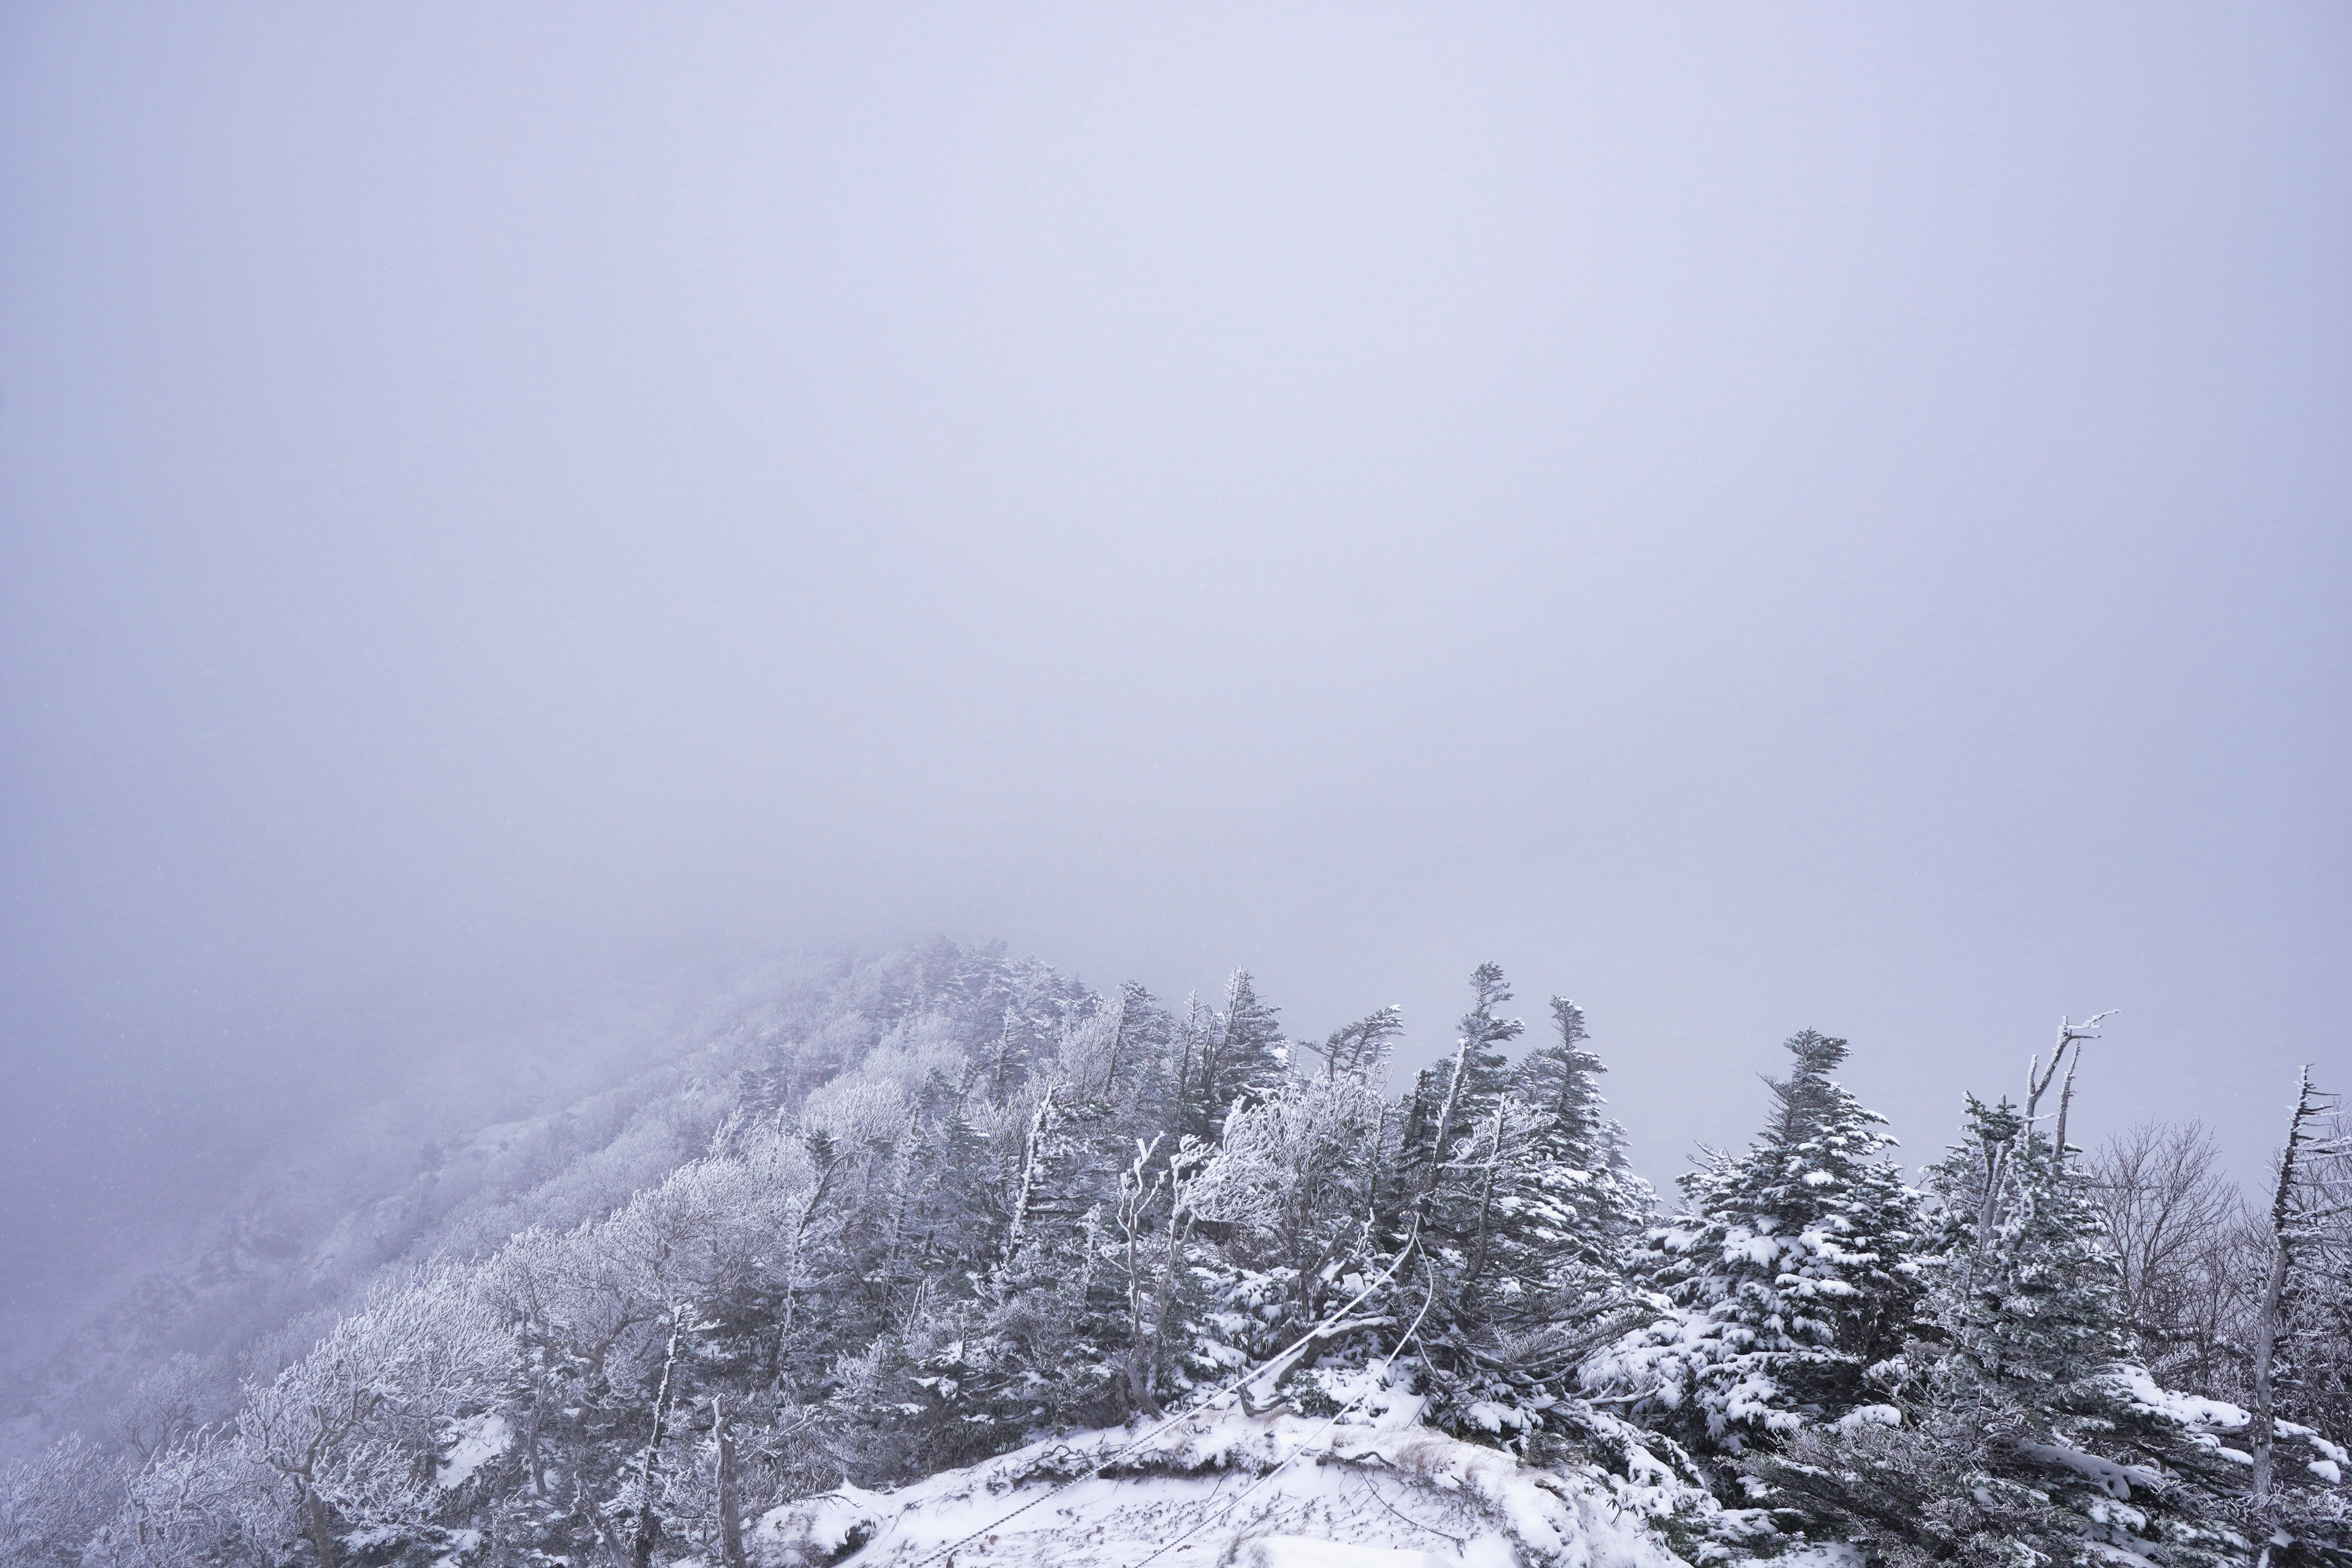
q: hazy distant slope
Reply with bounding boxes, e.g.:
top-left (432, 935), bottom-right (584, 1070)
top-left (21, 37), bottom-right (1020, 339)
top-left (2, 941), bottom-right (1070, 1458)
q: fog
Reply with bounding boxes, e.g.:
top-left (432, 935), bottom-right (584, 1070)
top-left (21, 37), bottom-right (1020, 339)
top-left (2, 6), bottom-right (2346, 1340)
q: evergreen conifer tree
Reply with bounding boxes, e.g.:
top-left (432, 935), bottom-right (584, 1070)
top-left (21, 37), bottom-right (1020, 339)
top-left (1393, 966), bottom-right (1642, 1439)
top-left (1748, 1085), bottom-right (2301, 1568)
top-left (1319, 1005), bottom-right (1404, 1081)
top-left (1923, 1095), bottom-right (2123, 1398)
top-left (1400, 963), bottom-right (1522, 1216)
top-left (1509, 997), bottom-right (1653, 1273)
top-left (1584, 1030), bottom-right (1922, 1452)
top-left (1175, 970), bottom-right (1286, 1142)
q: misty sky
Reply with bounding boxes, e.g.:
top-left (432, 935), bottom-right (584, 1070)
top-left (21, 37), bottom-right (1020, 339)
top-left (3, 6), bottom-right (2348, 1325)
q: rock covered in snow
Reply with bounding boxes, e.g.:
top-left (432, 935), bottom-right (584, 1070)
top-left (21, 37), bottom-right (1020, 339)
top-left (748, 1404), bottom-right (1694, 1568)
top-left (1231, 1538), bottom-right (1448, 1568)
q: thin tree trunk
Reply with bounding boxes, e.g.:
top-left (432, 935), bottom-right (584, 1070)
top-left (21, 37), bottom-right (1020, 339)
top-left (1174, 1001), bottom-right (1197, 1140)
top-left (993, 1005), bottom-right (1019, 1101)
top-left (632, 1314), bottom-right (686, 1568)
top-left (714, 1396), bottom-right (747, 1568)
top-left (2252, 1067), bottom-right (2324, 1504)
top-left (1977, 1144), bottom-right (2008, 1238)
top-left (526, 1369), bottom-right (549, 1497)
top-left (2250, 1238), bottom-right (2290, 1502)
top-left (1464, 1110), bottom-right (1506, 1288)
top-left (1102, 995), bottom-right (1129, 1093)
top-left (2054, 1052), bottom-right (2081, 1171)
top-left (575, 1472), bottom-right (630, 1568)
top-left (1550, 1003), bottom-right (1582, 1128)
top-left (1145, 1161), bottom-right (1196, 1414)
top-left (770, 1155), bottom-right (842, 1382)
top-left (1417, 1036), bottom-right (1476, 1221)
top-left (1003, 1086), bottom-right (1056, 1264)
top-left (1125, 1208), bottom-right (1152, 1413)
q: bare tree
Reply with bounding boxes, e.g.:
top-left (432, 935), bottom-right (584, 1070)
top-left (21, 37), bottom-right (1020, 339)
top-left (1973, 1012), bottom-right (2112, 1239)
top-left (2084, 1121), bottom-right (2241, 1374)
top-left (2026, 1011), bottom-right (2113, 1173)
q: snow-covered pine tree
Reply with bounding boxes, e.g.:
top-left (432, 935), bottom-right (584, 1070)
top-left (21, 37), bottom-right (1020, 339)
top-left (1405, 1093), bottom-right (1583, 1438)
top-left (1185, 1055), bottom-right (1392, 1379)
top-left (1174, 970), bottom-right (1287, 1143)
top-left (1392, 997), bottom-right (1657, 1439)
top-left (1099, 980), bottom-right (1176, 1112)
top-left (1749, 1088), bottom-right (2256, 1568)
top-left (1317, 1004), bottom-right (1404, 1081)
top-left (1755, 1028), bottom-right (2351, 1568)
top-left (1391, 966), bottom-right (1614, 1440)
top-left (1517, 999), bottom-right (1605, 1147)
top-left (2266, 1102), bottom-right (2352, 1465)
top-left (1583, 1029), bottom-right (1921, 1453)
top-left (1924, 1095), bottom-right (2123, 1398)
top-left (1905, 1021), bottom-right (2130, 1407)
top-left (1400, 963), bottom-right (1521, 1223)
top-left (1508, 997), bottom-right (1654, 1280)
top-left (2249, 1071), bottom-right (2351, 1504)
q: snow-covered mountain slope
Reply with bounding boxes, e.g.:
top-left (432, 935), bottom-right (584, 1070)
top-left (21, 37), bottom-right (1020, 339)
top-left (750, 1396), bottom-right (1695, 1568)
top-left (1, 944), bottom-right (1041, 1455)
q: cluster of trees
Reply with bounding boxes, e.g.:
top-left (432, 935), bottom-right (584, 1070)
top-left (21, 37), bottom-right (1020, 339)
top-left (2, 943), bottom-right (2345, 1568)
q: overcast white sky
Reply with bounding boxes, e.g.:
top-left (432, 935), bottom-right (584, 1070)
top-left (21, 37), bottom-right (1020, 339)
top-left (3, 4), bottom-right (2347, 1321)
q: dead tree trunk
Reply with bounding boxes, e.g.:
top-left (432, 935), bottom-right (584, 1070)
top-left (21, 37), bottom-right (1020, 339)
top-left (631, 1313), bottom-right (686, 1568)
top-left (1117, 1137), bottom-right (1166, 1415)
top-left (1003, 1085), bottom-right (1057, 1264)
top-left (2054, 1050), bottom-right (2082, 1171)
top-left (2252, 1067), bottom-right (2334, 1504)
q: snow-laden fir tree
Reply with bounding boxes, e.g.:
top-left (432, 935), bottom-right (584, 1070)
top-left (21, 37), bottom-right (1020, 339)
top-left (1398, 962), bottom-right (1521, 1220)
top-left (1757, 1101), bottom-right (2188, 1568)
top-left (1387, 971), bottom-right (1665, 1442)
top-left (1507, 997), bottom-right (1654, 1283)
top-left (1752, 1047), bottom-right (2351, 1568)
top-left (1173, 969), bottom-right (1286, 1143)
top-left (1924, 1095), bottom-right (2122, 1398)
top-left (1583, 1028), bottom-right (1922, 1453)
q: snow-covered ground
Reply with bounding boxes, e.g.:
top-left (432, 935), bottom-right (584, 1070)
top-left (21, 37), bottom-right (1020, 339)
top-left (749, 1394), bottom-right (1692, 1568)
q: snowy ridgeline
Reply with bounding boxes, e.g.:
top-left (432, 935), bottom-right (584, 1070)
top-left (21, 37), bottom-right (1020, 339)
top-left (0, 941), bottom-right (2346, 1568)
